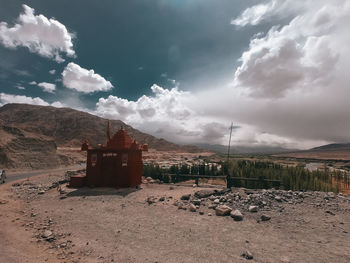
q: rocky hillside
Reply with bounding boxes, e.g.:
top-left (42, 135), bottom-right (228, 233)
top-left (0, 103), bottom-right (199, 169)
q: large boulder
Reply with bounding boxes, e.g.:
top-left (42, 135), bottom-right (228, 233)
top-left (231, 209), bottom-right (243, 221)
top-left (215, 205), bottom-right (232, 216)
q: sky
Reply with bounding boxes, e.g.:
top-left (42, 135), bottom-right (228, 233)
top-left (0, 0), bottom-right (350, 149)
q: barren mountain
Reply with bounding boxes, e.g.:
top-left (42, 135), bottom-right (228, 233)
top-left (275, 143), bottom-right (350, 160)
top-left (0, 103), bottom-right (199, 169)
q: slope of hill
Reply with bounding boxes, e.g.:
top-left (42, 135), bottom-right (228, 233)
top-left (310, 143), bottom-right (350, 152)
top-left (275, 143), bottom-right (350, 160)
top-left (0, 103), bottom-right (200, 169)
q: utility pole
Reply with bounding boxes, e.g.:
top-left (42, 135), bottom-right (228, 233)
top-left (226, 122), bottom-right (234, 188)
top-left (227, 122), bottom-right (233, 163)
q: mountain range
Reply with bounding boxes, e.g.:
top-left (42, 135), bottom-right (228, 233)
top-left (0, 103), bottom-right (199, 169)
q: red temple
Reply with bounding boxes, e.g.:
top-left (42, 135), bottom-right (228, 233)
top-left (70, 122), bottom-right (148, 188)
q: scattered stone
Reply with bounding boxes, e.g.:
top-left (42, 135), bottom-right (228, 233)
top-left (231, 209), bottom-right (243, 221)
top-left (189, 204), bottom-right (197, 212)
top-left (169, 186), bottom-right (174, 190)
top-left (194, 189), bottom-right (217, 199)
top-left (248, 205), bottom-right (258, 212)
top-left (325, 210), bottom-right (335, 216)
top-left (208, 213), bottom-right (212, 216)
top-left (275, 195), bottom-right (282, 202)
top-left (199, 211), bottom-right (204, 215)
top-left (214, 199), bottom-right (220, 204)
top-left (159, 196), bottom-right (165, 202)
top-left (181, 194), bottom-right (191, 200)
top-left (215, 205), bottom-right (232, 216)
top-left (208, 204), bottom-right (217, 210)
top-left (261, 214), bottom-right (271, 221)
top-left (38, 190), bottom-right (45, 195)
top-left (241, 250), bottom-right (253, 260)
top-left (191, 199), bottom-right (201, 206)
top-left (146, 196), bottom-right (156, 204)
top-left (42, 230), bottom-right (53, 239)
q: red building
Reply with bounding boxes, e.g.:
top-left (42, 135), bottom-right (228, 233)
top-left (70, 122), bottom-right (148, 188)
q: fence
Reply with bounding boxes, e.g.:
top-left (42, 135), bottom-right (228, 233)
top-left (165, 174), bottom-right (282, 189)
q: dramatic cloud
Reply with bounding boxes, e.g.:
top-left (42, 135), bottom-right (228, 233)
top-left (0, 93), bottom-right (64, 108)
top-left (231, 1), bottom-right (277, 27)
top-left (62, 62), bottom-right (113, 93)
top-left (38, 82), bottom-right (56, 93)
top-left (96, 85), bottom-right (211, 144)
top-left (0, 93), bottom-right (48, 106)
top-left (0, 5), bottom-right (75, 62)
top-left (94, 0), bottom-right (350, 149)
top-left (233, 0), bottom-right (344, 98)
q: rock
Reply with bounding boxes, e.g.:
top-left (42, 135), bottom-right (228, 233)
top-left (208, 213), bottom-right (212, 216)
top-left (219, 196), bottom-right (227, 202)
top-left (214, 199), bottom-right (220, 204)
top-left (199, 211), bottom-right (204, 215)
top-left (189, 204), bottom-right (197, 212)
top-left (275, 195), bottom-right (282, 202)
top-left (261, 214), bottom-right (271, 221)
top-left (146, 196), bottom-right (156, 204)
top-left (248, 205), bottom-right (258, 213)
top-left (241, 250), bottom-right (253, 260)
top-left (38, 190), bottom-right (45, 195)
top-left (191, 199), bottom-right (201, 206)
top-left (230, 210), bottom-right (243, 221)
top-left (215, 205), bottom-right (232, 216)
top-left (42, 230), bottom-right (52, 239)
top-left (181, 194), bottom-right (191, 200)
top-left (158, 196), bottom-right (165, 202)
top-left (193, 184), bottom-right (197, 188)
top-left (145, 177), bottom-right (153, 182)
top-left (169, 186), bottom-right (174, 190)
top-left (178, 204), bottom-right (187, 210)
top-left (325, 210), bottom-right (335, 216)
top-left (194, 189), bottom-right (217, 198)
top-left (208, 204), bottom-right (217, 209)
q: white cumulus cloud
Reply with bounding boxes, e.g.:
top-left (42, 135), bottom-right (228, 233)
top-left (0, 5), bottom-right (75, 62)
top-left (0, 93), bottom-right (48, 106)
top-left (38, 82), bottom-right (56, 93)
top-left (0, 93), bottom-right (64, 108)
top-left (62, 62), bottom-right (113, 93)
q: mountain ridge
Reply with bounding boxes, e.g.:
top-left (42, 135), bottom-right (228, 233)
top-left (0, 103), bottom-right (200, 169)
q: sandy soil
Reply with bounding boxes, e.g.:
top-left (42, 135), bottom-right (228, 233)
top-left (0, 171), bottom-right (349, 263)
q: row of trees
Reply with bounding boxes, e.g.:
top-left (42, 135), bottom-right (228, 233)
top-left (143, 160), bottom-right (350, 193)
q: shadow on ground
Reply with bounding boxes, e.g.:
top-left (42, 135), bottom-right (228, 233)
top-left (65, 187), bottom-right (139, 197)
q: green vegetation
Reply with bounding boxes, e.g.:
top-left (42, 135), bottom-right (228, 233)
top-left (226, 160), bottom-right (350, 192)
top-left (143, 160), bottom-right (350, 193)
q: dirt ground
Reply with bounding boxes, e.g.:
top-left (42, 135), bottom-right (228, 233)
top-left (0, 171), bottom-right (349, 263)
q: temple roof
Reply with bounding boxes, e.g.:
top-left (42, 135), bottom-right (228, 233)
top-left (106, 127), bottom-right (133, 150)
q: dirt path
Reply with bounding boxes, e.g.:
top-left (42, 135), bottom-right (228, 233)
top-left (1, 171), bottom-right (350, 263)
top-left (0, 183), bottom-right (61, 263)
